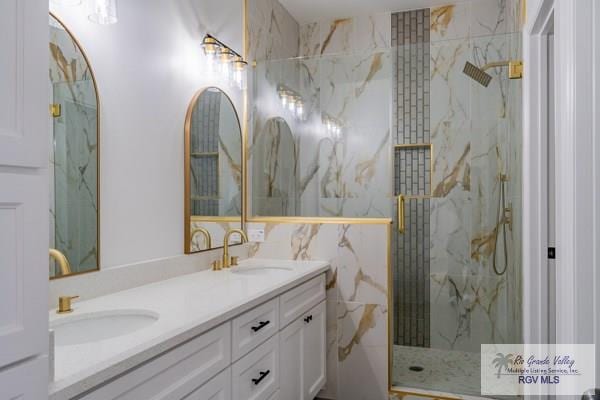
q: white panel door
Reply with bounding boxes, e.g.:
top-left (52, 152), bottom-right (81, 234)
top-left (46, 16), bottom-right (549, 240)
top-left (0, 0), bottom-right (47, 167)
top-left (0, 172), bottom-right (48, 367)
top-left (303, 301), bottom-right (326, 399)
top-left (0, 356), bottom-right (48, 399)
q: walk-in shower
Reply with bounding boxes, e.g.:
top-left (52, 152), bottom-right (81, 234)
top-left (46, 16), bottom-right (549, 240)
top-left (248, 0), bottom-right (523, 397)
top-left (391, 2), bottom-right (523, 397)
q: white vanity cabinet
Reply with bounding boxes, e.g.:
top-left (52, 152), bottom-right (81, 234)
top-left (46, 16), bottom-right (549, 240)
top-left (279, 301), bottom-right (327, 400)
top-left (73, 273), bottom-right (326, 400)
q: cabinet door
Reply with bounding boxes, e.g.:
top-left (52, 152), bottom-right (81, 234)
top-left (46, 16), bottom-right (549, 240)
top-left (0, 173), bottom-right (48, 367)
top-left (279, 316), bottom-right (304, 400)
top-left (0, 0), bottom-right (48, 167)
top-left (303, 301), bottom-right (326, 399)
top-left (0, 356), bottom-right (48, 399)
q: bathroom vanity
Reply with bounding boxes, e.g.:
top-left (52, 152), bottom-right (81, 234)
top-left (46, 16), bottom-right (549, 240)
top-left (48, 259), bottom-right (328, 400)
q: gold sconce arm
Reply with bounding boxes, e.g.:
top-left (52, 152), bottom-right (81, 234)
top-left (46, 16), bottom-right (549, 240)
top-left (397, 195), bottom-right (405, 234)
top-left (49, 248), bottom-right (72, 276)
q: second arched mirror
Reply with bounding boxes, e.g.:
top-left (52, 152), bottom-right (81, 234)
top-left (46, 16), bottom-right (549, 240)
top-left (184, 87), bottom-right (243, 253)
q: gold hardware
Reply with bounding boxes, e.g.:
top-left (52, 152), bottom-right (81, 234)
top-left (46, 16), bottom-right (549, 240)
top-left (49, 248), bottom-right (72, 276)
top-left (481, 60), bottom-right (523, 79)
top-left (508, 61), bottom-right (523, 79)
top-left (211, 259), bottom-right (223, 271)
top-left (397, 195), bottom-right (405, 234)
top-left (230, 256), bottom-right (240, 266)
top-left (57, 295), bottom-right (79, 314)
top-left (505, 203), bottom-right (513, 231)
top-left (222, 229), bottom-right (248, 268)
top-left (190, 227), bottom-right (212, 250)
top-left (50, 103), bottom-right (61, 117)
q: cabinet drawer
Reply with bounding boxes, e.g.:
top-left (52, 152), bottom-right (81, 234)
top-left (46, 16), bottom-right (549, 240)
top-left (184, 367), bottom-right (231, 400)
top-left (232, 334), bottom-right (279, 400)
top-left (232, 298), bottom-right (279, 361)
top-left (81, 323), bottom-right (231, 400)
top-left (279, 274), bottom-right (325, 328)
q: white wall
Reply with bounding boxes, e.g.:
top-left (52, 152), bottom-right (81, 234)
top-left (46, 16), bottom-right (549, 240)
top-left (50, 0), bottom-right (243, 268)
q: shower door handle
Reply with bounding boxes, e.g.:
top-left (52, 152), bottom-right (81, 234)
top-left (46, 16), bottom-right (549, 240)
top-left (397, 195), bottom-right (405, 234)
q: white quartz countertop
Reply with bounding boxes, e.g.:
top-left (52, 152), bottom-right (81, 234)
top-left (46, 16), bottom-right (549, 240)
top-left (48, 258), bottom-right (329, 400)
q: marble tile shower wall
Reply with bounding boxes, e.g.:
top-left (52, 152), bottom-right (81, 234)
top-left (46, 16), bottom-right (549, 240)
top-left (248, 222), bottom-right (390, 399)
top-left (428, 0), bottom-right (523, 352)
top-left (257, 13), bottom-right (394, 218)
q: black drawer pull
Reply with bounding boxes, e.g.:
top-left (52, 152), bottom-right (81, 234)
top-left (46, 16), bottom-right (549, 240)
top-left (304, 315), bottom-right (313, 323)
top-left (251, 320), bottom-right (270, 332)
top-left (252, 370), bottom-right (270, 385)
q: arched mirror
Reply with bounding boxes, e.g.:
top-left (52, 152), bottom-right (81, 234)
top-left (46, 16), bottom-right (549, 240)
top-left (184, 87), bottom-right (243, 253)
top-left (251, 117), bottom-right (297, 216)
top-left (49, 13), bottom-right (100, 279)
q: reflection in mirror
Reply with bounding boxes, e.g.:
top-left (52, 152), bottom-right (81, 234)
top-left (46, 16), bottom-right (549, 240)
top-left (49, 13), bottom-right (99, 279)
top-left (185, 87), bottom-right (243, 253)
top-left (251, 117), bottom-right (297, 216)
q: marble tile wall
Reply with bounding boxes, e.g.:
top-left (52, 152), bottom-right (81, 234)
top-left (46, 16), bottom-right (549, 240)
top-left (428, 0), bottom-right (523, 353)
top-left (248, 222), bottom-right (390, 400)
top-left (250, 12), bottom-right (393, 218)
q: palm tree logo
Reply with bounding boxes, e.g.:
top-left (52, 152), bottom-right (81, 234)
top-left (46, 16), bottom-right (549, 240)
top-left (492, 353), bottom-right (514, 378)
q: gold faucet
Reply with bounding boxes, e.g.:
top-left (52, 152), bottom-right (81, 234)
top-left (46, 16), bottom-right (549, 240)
top-left (191, 227), bottom-right (212, 250)
top-left (222, 229), bottom-right (248, 268)
top-left (49, 248), bottom-right (71, 276)
top-left (57, 295), bottom-right (79, 314)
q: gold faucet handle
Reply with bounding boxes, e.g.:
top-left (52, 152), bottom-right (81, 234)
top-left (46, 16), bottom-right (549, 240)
top-left (211, 260), bottom-right (223, 271)
top-left (57, 295), bottom-right (79, 314)
top-left (230, 256), bottom-right (239, 266)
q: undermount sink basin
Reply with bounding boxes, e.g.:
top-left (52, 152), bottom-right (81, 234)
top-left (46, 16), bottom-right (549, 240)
top-left (51, 309), bottom-right (159, 346)
top-left (230, 265), bottom-right (294, 276)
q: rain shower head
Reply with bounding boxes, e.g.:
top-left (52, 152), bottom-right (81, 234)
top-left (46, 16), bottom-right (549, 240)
top-left (463, 61), bottom-right (492, 87)
top-left (463, 60), bottom-right (524, 87)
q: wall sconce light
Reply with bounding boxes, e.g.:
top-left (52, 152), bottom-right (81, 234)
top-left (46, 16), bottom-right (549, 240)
top-left (88, 0), bottom-right (118, 25)
top-left (322, 113), bottom-right (343, 137)
top-left (277, 84), bottom-right (304, 120)
top-left (201, 34), bottom-right (247, 89)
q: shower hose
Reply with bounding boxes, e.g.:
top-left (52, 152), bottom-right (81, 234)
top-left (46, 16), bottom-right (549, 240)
top-left (493, 177), bottom-right (509, 276)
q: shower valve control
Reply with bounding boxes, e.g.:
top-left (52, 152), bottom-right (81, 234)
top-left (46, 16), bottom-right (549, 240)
top-left (548, 247), bottom-right (556, 260)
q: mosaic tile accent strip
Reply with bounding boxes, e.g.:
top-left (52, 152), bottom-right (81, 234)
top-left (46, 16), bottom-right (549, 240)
top-left (391, 9), bottom-right (431, 347)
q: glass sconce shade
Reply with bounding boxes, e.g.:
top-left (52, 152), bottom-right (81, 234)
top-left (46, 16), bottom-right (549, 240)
top-left (233, 58), bottom-right (247, 89)
top-left (88, 0), bottom-right (118, 25)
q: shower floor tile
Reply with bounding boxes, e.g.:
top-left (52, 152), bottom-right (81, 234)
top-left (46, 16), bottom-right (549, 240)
top-left (392, 345), bottom-right (481, 397)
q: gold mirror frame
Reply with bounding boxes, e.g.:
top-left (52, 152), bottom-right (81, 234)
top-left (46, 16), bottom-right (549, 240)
top-left (49, 12), bottom-right (101, 280)
top-left (184, 87), bottom-right (244, 254)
